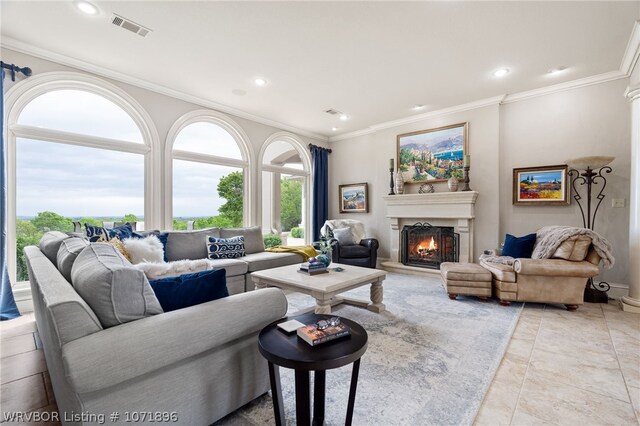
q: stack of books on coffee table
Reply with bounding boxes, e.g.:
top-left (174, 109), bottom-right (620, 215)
top-left (299, 261), bottom-right (328, 275)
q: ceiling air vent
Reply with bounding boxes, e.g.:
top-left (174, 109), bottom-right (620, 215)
top-left (325, 109), bottom-right (342, 116)
top-left (111, 14), bottom-right (152, 37)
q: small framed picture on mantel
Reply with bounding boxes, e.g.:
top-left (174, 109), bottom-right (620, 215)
top-left (339, 183), bottom-right (368, 213)
top-left (512, 165), bottom-right (570, 205)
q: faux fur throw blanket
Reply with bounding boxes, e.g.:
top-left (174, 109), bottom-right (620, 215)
top-left (320, 219), bottom-right (366, 244)
top-left (532, 226), bottom-right (614, 269)
top-left (133, 259), bottom-right (214, 279)
top-left (479, 254), bottom-right (515, 266)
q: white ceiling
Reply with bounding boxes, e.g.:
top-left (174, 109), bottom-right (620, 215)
top-left (1, 1), bottom-right (638, 139)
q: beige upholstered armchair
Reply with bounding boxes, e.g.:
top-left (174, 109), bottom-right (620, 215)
top-left (480, 228), bottom-right (611, 311)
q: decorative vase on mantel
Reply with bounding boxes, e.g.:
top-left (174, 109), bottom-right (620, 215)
top-left (395, 171), bottom-right (405, 194)
top-left (447, 177), bottom-right (459, 192)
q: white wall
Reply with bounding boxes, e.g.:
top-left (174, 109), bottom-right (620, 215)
top-left (500, 79), bottom-right (631, 284)
top-left (330, 78), bottom-right (631, 285)
top-left (1, 47), bottom-right (329, 230)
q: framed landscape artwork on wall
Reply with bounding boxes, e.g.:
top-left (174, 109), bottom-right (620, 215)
top-left (512, 165), bottom-right (570, 205)
top-left (339, 183), bottom-right (368, 213)
top-left (397, 122), bottom-right (468, 183)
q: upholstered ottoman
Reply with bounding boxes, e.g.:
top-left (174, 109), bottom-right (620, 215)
top-left (440, 262), bottom-right (492, 301)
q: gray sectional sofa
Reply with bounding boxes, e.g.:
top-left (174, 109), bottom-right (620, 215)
top-left (160, 226), bottom-right (303, 294)
top-left (24, 226), bottom-right (303, 425)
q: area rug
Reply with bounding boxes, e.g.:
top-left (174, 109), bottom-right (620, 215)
top-left (217, 272), bottom-right (523, 426)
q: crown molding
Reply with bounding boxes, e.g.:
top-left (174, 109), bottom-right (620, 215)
top-left (621, 21), bottom-right (640, 76)
top-left (502, 70), bottom-right (627, 104)
top-left (329, 95), bottom-right (506, 142)
top-left (625, 84), bottom-right (640, 101)
top-left (330, 69), bottom-right (626, 143)
top-left (0, 37), bottom-right (328, 142)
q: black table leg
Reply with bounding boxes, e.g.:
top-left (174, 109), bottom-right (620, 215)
top-left (313, 370), bottom-right (326, 426)
top-left (345, 359), bottom-right (361, 426)
top-left (295, 370), bottom-right (311, 426)
top-left (267, 362), bottom-right (285, 426)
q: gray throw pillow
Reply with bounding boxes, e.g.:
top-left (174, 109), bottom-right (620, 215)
top-left (57, 237), bottom-right (89, 282)
top-left (164, 228), bottom-right (221, 261)
top-left (220, 226), bottom-right (265, 254)
top-left (333, 227), bottom-right (356, 245)
top-left (39, 231), bottom-right (70, 264)
top-left (71, 243), bottom-right (163, 328)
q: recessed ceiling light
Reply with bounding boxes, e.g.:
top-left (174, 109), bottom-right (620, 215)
top-left (548, 67), bottom-right (567, 75)
top-left (412, 104), bottom-right (425, 111)
top-left (339, 114), bottom-right (349, 121)
top-left (254, 78), bottom-right (267, 86)
top-left (492, 68), bottom-right (510, 78)
top-left (74, 0), bottom-right (98, 15)
top-left (332, 127), bottom-right (338, 132)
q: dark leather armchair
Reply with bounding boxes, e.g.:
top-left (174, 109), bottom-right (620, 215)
top-left (331, 238), bottom-right (379, 269)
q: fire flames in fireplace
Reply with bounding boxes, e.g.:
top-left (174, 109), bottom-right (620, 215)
top-left (416, 237), bottom-right (437, 259)
top-left (401, 223), bottom-right (459, 269)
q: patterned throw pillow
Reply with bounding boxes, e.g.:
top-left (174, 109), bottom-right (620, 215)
top-left (85, 223), bottom-right (139, 242)
top-left (207, 236), bottom-right (246, 259)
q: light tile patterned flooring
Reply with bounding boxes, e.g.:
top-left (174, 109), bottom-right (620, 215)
top-left (1, 303), bottom-right (638, 425)
top-left (475, 302), bottom-right (640, 425)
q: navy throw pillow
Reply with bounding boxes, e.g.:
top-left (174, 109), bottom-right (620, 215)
top-left (502, 233), bottom-right (537, 258)
top-left (148, 269), bottom-right (228, 312)
top-left (157, 232), bottom-right (169, 262)
top-left (207, 236), bottom-right (246, 259)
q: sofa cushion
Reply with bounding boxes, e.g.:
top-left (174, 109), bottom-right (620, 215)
top-left (123, 235), bottom-right (164, 264)
top-left (99, 236), bottom-right (132, 263)
top-left (242, 252), bottom-right (303, 272)
top-left (502, 233), bottom-right (537, 258)
top-left (204, 258), bottom-right (248, 276)
top-left (71, 243), bottom-right (163, 328)
top-left (220, 226), bottom-right (264, 254)
top-left (149, 269), bottom-right (229, 312)
top-left (552, 236), bottom-right (592, 261)
top-left (163, 228), bottom-right (221, 261)
top-left (339, 244), bottom-right (370, 258)
top-left (207, 236), bottom-right (246, 259)
top-left (56, 237), bottom-right (89, 282)
top-left (39, 231), bottom-right (70, 264)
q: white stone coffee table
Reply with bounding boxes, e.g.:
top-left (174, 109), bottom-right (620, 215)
top-left (251, 263), bottom-right (387, 314)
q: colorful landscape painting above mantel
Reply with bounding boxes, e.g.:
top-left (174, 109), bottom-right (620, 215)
top-left (397, 122), bottom-right (468, 183)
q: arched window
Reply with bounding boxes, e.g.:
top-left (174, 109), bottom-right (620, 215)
top-left (260, 133), bottom-right (311, 243)
top-left (166, 111), bottom-right (251, 230)
top-left (5, 72), bottom-right (159, 282)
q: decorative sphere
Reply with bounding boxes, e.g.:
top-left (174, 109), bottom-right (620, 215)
top-left (316, 254), bottom-right (331, 267)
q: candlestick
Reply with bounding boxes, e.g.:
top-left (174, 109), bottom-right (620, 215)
top-left (463, 154), bottom-right (470, 167)
top-left (389, 158), bottom-right (394, 170)
top-left (461, 166), bottom-right (471, 191)
top-left (388, 168), bottom-right (396, 195)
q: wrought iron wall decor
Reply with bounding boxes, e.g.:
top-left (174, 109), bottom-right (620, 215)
top-left (566, 155), bottom-right (615, 303)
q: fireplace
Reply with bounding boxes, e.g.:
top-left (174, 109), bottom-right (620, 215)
top-left (401, 222), bottom-right (459, 269)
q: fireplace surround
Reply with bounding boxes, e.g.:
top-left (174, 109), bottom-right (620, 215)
top-left (382, 192), bottom-right (478, 274)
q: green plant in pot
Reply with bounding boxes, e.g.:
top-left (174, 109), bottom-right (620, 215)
top-left (313, 231), bottom-right (337, 267)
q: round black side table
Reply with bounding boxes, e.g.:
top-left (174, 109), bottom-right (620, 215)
top-left (258, 313), bottom-right (368, 426)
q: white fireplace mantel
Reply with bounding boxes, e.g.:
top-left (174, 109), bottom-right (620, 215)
top-left (382, 191), bottom-right (479, 273)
